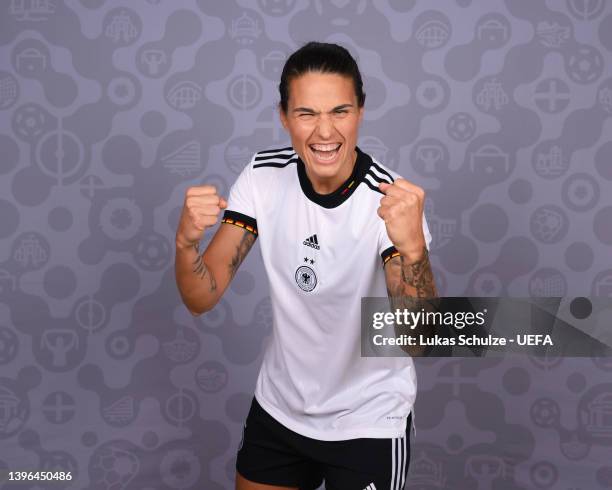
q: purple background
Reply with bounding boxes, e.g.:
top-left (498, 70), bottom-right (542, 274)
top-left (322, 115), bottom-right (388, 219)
top-left (0, 0), bottom-right (611, 488)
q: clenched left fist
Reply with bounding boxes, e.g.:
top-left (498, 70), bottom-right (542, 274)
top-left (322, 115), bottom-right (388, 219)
top-left (378, 178), bottom-right (426, 263)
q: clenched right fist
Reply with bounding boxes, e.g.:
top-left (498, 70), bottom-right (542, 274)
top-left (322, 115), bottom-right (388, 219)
top-left (175, 185), bottom-right (228, 248)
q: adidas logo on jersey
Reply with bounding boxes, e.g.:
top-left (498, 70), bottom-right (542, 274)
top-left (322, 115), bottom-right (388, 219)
top-left (303, 234), bottom-right (320, 250)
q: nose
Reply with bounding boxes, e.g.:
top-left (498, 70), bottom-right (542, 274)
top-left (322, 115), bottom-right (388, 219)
top-left (315, 113), bottom-right (334, 139)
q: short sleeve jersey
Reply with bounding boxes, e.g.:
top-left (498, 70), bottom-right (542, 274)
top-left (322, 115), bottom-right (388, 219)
top-left (222, 145), bottom-right (432, 441)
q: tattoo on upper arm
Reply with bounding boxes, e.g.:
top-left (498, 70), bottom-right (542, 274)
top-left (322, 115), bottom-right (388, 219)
top-left (228, 230), bottom-right (257, 279)
top-left (192, 242), bottom-right (217, 292)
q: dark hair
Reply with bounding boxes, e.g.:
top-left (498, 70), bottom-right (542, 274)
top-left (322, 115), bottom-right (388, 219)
top-left (278, 41), bottom-right (366, 113)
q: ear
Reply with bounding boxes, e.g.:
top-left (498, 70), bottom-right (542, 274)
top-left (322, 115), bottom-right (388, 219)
top-left (357, 105), bottom-right (364, 124)
top-left (279, 104), bottom-right (289, 131)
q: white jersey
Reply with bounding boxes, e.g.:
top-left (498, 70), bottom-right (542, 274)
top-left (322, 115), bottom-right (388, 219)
top-left (222, 145), bottom-right (432, 441)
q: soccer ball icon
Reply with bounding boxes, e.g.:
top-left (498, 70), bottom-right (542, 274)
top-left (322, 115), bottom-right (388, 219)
top-left (530, 397), bottom-right (561, 428)
top-left (447, 112), bottom-right (476, 142)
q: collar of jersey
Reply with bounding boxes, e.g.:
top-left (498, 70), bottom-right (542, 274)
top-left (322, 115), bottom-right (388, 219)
top-left (296, 145), bottom-right (370, 209)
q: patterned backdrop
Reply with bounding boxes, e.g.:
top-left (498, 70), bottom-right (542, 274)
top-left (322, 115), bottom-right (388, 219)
top-left (0, 0), bottom-right (611, 489)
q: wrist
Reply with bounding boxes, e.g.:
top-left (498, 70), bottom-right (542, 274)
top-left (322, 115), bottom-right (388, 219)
top-left (175, 235), bottom-right (199, 251)
top-left (397, 243), bottom-right (427, 264)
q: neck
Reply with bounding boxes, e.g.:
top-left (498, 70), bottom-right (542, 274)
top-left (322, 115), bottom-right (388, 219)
top-left (307, 149), bottom-right (357, 194)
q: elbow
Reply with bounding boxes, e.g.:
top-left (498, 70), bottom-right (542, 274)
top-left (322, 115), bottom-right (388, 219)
top-left (186, 302), bottom-right (207, 317)
top-left (176, 276), bottom-right (221, 317)
top-left (178, 293), bottom-right (202, 317)
top-left (186, 299), bottom-right (218, 317)
top-left (188, 307), bottom-right (203, 317)
top-left (177, 288), bottom-right (216, 317)
top-left (178, 295), bottom-right (205, 317)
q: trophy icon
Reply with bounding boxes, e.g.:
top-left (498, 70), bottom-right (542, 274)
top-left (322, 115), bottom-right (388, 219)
top-left (416, 144), bottom-right (443, 174)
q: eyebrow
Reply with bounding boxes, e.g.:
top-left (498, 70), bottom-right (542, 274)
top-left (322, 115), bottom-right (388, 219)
top-left (292, 104), bottom-right (354, 114)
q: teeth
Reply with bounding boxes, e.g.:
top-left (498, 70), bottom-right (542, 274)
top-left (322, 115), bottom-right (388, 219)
top-left (310, 143), bottom-right (341, 151)
top-left (314, 150), bottom-right (337, 161)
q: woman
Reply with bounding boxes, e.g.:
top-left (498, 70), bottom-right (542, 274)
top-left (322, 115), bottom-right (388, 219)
top-left (175, 42), bottom-right (437, 490)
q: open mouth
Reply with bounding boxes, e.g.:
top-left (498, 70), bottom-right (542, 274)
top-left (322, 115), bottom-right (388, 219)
top-left (308, 143), bottom-right (342, 163)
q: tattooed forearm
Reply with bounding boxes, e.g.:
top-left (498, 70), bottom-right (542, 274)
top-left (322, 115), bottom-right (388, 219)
top-left (191, 242), bottom-right (217, 292)
top-left (385, 248), bottom-right (439, 356)
top-left (387, 292), bottom-right (429, 316)
top-left (388, 247), bottom-right (437, 299)
top-left (228, 230), bottom-right (257, 279)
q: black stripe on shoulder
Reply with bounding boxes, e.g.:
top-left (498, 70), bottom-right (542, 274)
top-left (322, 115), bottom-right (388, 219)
top-left (254, 152), bottom-right (295, 162)
top-left (253, 157), bottom-right (298, 169)
top-left (370, 161), bottom-right (394, 182)
top-left (365, 169), bottom-right (392, 185)
top-left (221, 210), bottom-right (258, 236)
top-left (256, 146), bottom-right (294, 155)
top-left (381, 246), bottom-right (400, 266)
top-left (362, 177), bottom-right (384, 194)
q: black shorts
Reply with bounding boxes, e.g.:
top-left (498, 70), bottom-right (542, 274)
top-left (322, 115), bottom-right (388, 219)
top-left (236, 396), bottom-right (412, 490)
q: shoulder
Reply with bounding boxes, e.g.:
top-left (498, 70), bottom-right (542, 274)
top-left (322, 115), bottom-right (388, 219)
top-left (231, 146), bottom-right (297, 198)
top-left (247, 145), bottom-right (298, 172)
top-left (361, 151), bottom-right (401, 195)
